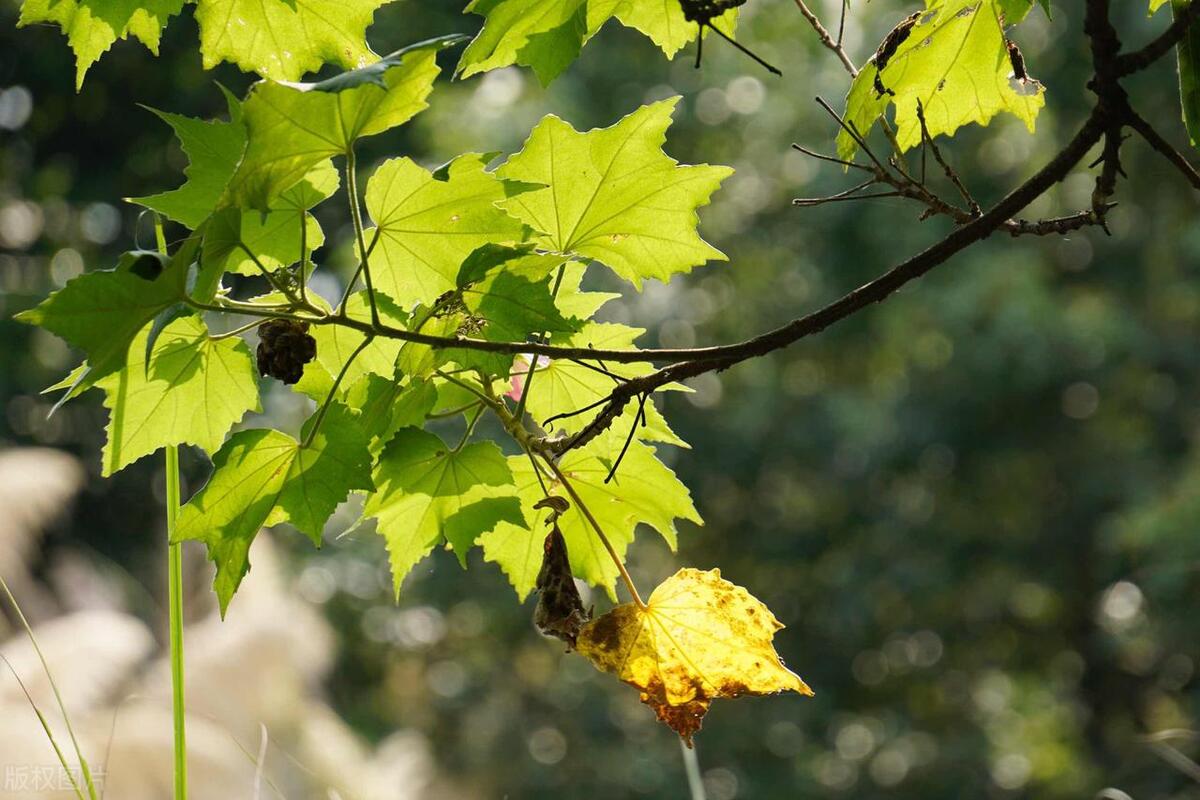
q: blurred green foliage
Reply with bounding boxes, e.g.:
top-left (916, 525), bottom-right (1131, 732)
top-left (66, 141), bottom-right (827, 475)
top-left (2, 0), bottom-right (1200, 797)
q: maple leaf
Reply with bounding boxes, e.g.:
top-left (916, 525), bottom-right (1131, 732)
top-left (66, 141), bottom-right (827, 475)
top-left (309, 292), bottom-right (405, 391)
top-left (17, 0), bottom-right (186, 90)
top-left (97, 314), bottom-right (259, 476)
top-left (224, 36), bottom-right (462, 211)
top-left (364, 427), bottom-right (524, 595)
top-left (193, 0), bottom-right (391, 81)
top-left (577, 567), bottom-right (813, 744)
top-left (456, 0), bottom-right (736, 85)
top-left (14, 242), bottom-right (195, 381)
top-left (839, 0), bottom-right (1046, 160)
top-left (497, 99), bottom-right (731, 288)
top-left (202, 163), bottom-right (338, 277)
top-left (174, 405), bottom-right (372, 615)
top-left (481, 430), bottom-right (700, 599)
top-left (344, 376), bottom-right (437, 455)
top-left (364, 154), bottom-right (528, 309)
top-left (130, 94), bottom-right (247, 229)
top-left (446, 244), bottom-right (581, 378)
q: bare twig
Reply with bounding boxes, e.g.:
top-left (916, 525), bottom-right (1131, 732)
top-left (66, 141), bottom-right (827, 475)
top-left (792, 0), bottom-right (858, 75)
top-left (1126, 106), bottom-right (1200, 189)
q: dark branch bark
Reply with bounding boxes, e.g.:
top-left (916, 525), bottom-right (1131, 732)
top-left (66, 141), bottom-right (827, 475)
top-left (1127, 107), bottom-right (1200, 189)
top-left (1115, 0), bottom-right (1200, 75)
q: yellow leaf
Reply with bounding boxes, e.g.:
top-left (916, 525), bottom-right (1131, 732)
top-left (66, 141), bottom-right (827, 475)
top-left (577, 567), bottom-right (812, 744)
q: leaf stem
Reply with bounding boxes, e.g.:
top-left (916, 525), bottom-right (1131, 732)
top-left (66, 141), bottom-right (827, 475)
top-left (681, 739), bottom-right (707, 800)
top-left (538, 455), bottom-right (646, 609)
top-left (166, 444), bottom-right (188, 800)
top-left (512, 264), bottom-right (567, 422)
top-left (344, 148), bottom-right (381, 326)
top-left (239, 244), bottom-right (302, 306)
top-left (427, 400), bottom-right (484, 420)
top-left (453, 405), bottom-right (484, 452)
top-left (156, 213), bottom-right (189, 800)
top-left (209, 319), bottom-right (267, 340)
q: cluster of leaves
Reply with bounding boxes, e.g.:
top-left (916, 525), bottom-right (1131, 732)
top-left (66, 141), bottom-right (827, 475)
top-left (18, 0), bottom-right (736, 89)
top-left (18, 0), bottom-right (1199, 746)
top-left (16, 29), bottom-right (815, 737)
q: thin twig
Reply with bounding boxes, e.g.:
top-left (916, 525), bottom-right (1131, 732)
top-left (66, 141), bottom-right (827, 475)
top-left (1126, 106), bottom-right (1200, 189)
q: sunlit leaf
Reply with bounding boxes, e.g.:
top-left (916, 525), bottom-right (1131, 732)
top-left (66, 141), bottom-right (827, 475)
top-left (577, 567), bottom-right (812, 743)
top-left (175, 405), bottom-right (371, 615)
top-left (97, 314), bottom-right (259, 476)
top-left (482, 430), bottom-right (699, 599)
top-left (224, 37), bottom-right (460, 211)
top-left (838, 0), bottom-right (1046, 160)
top-left (15, 243), bottom-right (194, 381)
top-left (194, 0), bottom-right (392, 81)
top-left (365, 427), bottom-right (523, 594)
top-left (365, 154), bottom-right (527, 309)
top-left (18, 0), bottom-right (186, 90)
top-left (497, 99), bottom-right (731, 288)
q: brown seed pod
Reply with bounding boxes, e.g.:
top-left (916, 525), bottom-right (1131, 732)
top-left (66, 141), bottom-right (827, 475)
top-left (256, 319), bottom-right (317, 385)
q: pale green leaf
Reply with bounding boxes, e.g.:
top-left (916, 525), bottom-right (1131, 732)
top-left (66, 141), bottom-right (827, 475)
top-left (202, 162), bottom-right (338, 277)
top-left (482, 432), bottom-right (701, 599)
top-left (14, 243), bottom-right (193, 380)
top-left (522, 322), bottom-right (687, 448)
top-left (457, 0), bottom-right (736, 84)
top-left (365, 154), bottom-right (528, 309)
top-left (98, 314), bottom-right (259, 476)
top-left (175, 405), bottom-right (371, 615)
top-left (497, 99), bottom-right (731, 288)
top-left (194, 0), bottom-right (392, 81)
top-left (311, 291), bottom-right (405, 389)
top-left (364, 427), bottom-right (522, 594)
top-left (225, 37), bottom-right (459, 211)
top-left (18, 0), bottom-right (185, 89)
top-left (130, 96), bottom-right (246, 229)
top-left (344, 375), bottom-right (437, 454)
top-left (838, 0), bottom-right (1046, 160)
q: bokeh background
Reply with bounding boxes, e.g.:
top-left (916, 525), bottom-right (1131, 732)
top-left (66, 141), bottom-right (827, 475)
top-left (2, 0), bottom-right (1200, 797)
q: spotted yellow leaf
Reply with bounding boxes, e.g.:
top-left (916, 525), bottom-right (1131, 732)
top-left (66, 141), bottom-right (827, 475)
top-left (577, 567), bottom-right (812, 744)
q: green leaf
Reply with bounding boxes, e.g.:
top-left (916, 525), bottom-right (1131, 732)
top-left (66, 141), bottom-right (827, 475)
top-left (17, 0), bottom-right (186, 90)
top-left (15, 241), bottom-right (195, 381)
top-left (202, 162), bottom-right (338, 277)
top-left (457, 0), bottom-right (592, 86)
top-left (344, 375), bottom-right (437, 454)
top-left (364, 154), bottom-right (528, 309)
top-left (482, 433), bottom-right (701, 599)
top-left (311, 292), bottom-right (405, 389)
top-left (397, 309), bottom-right (461, 379)
top-left (364, 427), bottom-right (523, 595)
top-left (497, 99), bottom-right (731, 288)
top-left (1173, 0), bottom-right (1200, 147)
top-left (225, 37), bottom-right (461, 211)
top-left (522, 322), bottom-right (687, 448)
top-left (589, 0), bottom-right (738, 59)
top-left (97, 314), bottom-right (259, 476)
top-left (457, 0), bottom-right (736, 85)
top-left (194, 0), bottom-right (392, 81)
top-left (447, 245), bottom-right (580, 377)
top-left (838, 0), bottom-right (1046, 161)
top-left (130, 94), bottom-right (246, 229)
top-left (1151, 0), bottom-right (1170, 12)
top-left (175, 405), bottom-right (371, 616)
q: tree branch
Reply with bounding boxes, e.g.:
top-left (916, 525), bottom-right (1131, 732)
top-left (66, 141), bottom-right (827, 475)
top-left (1115, 0), bottom-right (1200, 75)
top-left (1126, 106), bottom-right (1200, 189)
